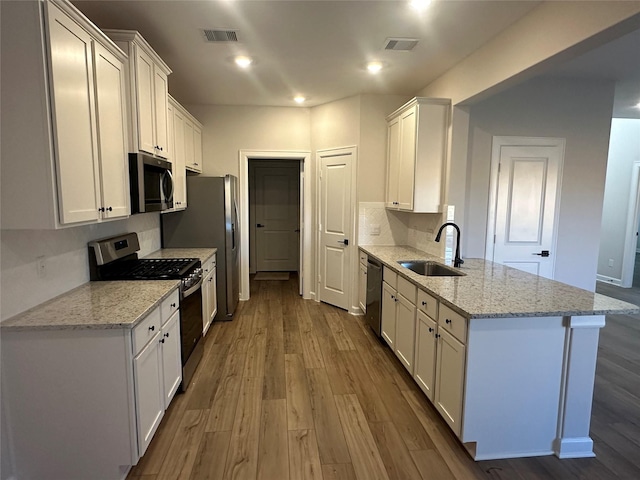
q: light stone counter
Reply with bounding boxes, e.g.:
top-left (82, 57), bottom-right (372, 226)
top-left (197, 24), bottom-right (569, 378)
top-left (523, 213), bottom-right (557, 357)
top-left (0, 280), bottom-right (179, 331)
top-left (361, 245), bottom-right (640, 319)
top-left (144, 247), bottom-right (216, 263)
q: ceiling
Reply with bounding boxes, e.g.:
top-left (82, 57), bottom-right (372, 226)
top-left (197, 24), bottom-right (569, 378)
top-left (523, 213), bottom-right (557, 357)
top-left (73, 0), bottom-right (639, 116)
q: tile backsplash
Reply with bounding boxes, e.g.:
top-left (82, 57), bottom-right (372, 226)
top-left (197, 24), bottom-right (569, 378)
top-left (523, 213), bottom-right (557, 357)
top-left (358, 202), bottom-right (444, 257)
top-left (1, 213), bottom-right (161, 321)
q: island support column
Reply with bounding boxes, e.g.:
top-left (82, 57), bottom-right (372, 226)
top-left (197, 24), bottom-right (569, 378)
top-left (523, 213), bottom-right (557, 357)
top-left (554, 315), bottom-right (605, 458)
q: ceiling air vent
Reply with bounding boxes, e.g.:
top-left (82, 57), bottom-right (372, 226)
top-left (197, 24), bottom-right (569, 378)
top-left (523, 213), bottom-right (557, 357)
top-left (203, 29), bottom-right (239, 42)
top-left (383, 38), bottom-right (419, 51)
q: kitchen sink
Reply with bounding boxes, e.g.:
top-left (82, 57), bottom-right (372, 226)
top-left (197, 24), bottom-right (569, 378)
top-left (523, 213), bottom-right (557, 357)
top-left (398, 260), bottom-right (466, 277)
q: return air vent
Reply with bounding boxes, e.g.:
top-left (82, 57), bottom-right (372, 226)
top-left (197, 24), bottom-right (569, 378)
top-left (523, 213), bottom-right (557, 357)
top-left (203, 29), bottom-right (239, 42)
top-left (383, 37), bottom-right (419, 51)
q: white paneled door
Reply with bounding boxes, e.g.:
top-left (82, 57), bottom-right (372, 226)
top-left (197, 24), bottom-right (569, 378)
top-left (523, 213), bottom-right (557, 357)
top-left (318, 147), bottom-right (355, 310)
top-left (488, 137), bottom-right (564, 278)
top-left (255, 164), bottom-right (300, 271)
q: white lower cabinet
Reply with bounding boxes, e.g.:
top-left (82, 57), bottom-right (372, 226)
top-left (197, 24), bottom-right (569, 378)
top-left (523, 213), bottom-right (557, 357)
top-left (381, 281), bottom-right (397, 347)
top-left (395, 277), bottom-right (417, 374)
top-left (414, 310), bottom-right (437, 401)
top-left (1, 287), bottom-right (182, 479)
top-left (434, 327), bottom-right (466, 436)
top-left (202, 254), bottom-right (218, 335)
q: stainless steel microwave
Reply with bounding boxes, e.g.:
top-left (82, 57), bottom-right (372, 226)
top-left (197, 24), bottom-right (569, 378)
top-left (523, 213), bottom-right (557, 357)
top-left (129, 153), bottom-right (174, 213)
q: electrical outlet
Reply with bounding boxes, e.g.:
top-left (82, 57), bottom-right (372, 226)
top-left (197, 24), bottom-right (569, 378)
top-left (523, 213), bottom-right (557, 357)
top-left (608, 259), bottom-right (614, 267)
top-left (36, 256), bottom-right (46, 278)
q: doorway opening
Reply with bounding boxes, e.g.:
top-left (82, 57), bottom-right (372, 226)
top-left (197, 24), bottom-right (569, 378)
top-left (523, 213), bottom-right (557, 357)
top-left (248, 160), bottom-right (301, 291)
top-left (239, 150), bottom-right (312, 302)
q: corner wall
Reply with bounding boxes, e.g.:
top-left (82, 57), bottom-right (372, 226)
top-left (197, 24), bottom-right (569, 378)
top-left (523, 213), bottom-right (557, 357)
top-left (465, 77), bottom-right (616, 291)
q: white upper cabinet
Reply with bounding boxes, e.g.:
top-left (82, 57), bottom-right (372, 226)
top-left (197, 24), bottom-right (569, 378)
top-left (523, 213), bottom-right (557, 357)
top-left (104, 30), bottom-right (172, 159)
top-left (0, 0), bottom-right (129, 229)
top-left (386, 97), bottom-right (451, 213)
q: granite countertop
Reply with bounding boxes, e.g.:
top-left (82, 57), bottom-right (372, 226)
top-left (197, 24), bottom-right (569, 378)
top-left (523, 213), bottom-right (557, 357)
top-left (144, 247), bottom-right (216, 263)
top-left (1, 248), bottom-right (217, 332)
top-left (360, 245), bottom-right (640, 319)
top-left (1, 280), bottom-right (179, 331)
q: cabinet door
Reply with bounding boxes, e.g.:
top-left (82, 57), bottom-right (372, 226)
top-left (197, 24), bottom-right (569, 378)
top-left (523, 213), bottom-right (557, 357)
top-left (93, 42), bottom-right (129, 219)
top-left (202, 272), bottom-right (211, 336)
top-left (435, 328), bottom-right (466, 436)
top-left (414, 311), bottom-right (437, 401)
top-left (192, 125), bottom-right (203, 172)
top-left (184, 119), bottom-right (195, 170)
top-left (381, 281), bottom-right (397, 348)
top-left (46, 3), bottom-right (100, 224)
top-left (161, 311), bottom-right (182, 408)
top-left (386, 117), bottom-right (400, 208)
top-left (173, 108), bottom-right (187, 208)
top-left (133, 332), bottom-right (164, 456)
top-left (358, 262), bottom-right (367, 313)
top-left (398, 107), bottom-right (417, 211)
top-left (153, 67), bottom-right (169, 157)
top-left (134, 48), bottom-right (156, 155)
top-left (395, 293), bottom-right (416, 374)
top-left (210, 266), bottom-right (218, 322)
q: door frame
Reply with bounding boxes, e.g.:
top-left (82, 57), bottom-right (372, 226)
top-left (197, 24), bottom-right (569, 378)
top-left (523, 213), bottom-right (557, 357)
top-left (316, 146), bottom-right (359, 314)
top-left (485, 136), bottom-right (565, 277)
top-left (619, 161), bottom-right (640, 287)
top-left (239, 150), bottom-right (311, 301)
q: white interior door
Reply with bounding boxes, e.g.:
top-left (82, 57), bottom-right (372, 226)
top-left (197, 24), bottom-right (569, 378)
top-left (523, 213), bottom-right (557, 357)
top-left (488, 137), bottom-right (564, 278)
top-left (255, 164), bottom-right (300, 271)
top-left (318, 147), bottom-right (355, 310)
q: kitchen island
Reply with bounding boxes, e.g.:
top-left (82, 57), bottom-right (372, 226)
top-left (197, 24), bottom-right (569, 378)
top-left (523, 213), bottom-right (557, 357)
top-left (360, 245), bottom-right (639, 461)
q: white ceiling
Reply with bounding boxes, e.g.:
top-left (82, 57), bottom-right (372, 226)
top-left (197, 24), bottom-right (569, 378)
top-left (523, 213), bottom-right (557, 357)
top-left (73, 0), bottom-right (542, 107)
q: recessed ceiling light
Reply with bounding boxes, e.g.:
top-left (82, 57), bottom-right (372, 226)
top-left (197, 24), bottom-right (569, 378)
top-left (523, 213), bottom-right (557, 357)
top-left (294, 96), bottom-right (306, 104)
top-left (409, 0), bottom-right (432, 11)
top-left (635, 101), bottom-right (640, 109)
top-left (234, 56), bottom-right (253, 68)
top-left (367, 62), bottom-right (383, 74)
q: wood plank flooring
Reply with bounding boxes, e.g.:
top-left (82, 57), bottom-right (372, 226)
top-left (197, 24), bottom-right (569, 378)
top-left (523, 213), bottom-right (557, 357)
top-left (128, 275), bottom-right (640, 480)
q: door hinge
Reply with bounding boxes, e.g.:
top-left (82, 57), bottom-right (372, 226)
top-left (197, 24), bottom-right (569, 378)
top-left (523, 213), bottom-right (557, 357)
top-left (493, 234), bottom-right (496, 244)
top-left (498, 163), bottom-right (501, 174)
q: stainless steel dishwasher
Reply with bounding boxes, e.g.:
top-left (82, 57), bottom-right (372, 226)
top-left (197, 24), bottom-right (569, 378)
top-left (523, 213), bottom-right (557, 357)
top-left (365, 257), bottom-right (382, 337)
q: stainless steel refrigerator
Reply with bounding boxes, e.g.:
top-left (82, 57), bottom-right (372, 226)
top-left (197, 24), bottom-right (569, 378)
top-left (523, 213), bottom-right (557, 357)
top-left (161, 175), bottom-right (240, 321)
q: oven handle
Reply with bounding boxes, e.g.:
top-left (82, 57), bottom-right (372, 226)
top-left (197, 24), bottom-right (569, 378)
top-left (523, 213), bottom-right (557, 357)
top-left (182, 277), bottom-right (203, 298)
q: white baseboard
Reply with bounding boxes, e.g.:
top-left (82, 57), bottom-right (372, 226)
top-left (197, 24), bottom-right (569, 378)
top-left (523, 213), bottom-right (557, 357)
top-left (555, 437), bottom-right (595, 459)
top-left (596, 274), bottom-right (622, 286)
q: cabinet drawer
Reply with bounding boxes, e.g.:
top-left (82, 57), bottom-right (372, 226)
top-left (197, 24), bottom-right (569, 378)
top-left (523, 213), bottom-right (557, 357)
top-left (438, 303), bottom-right (467, 344)
top-left (161, 288), bottom-right (179, 325)
top-left (383, 267), bottom-right (397, 289)
top-left (359, 252), bottom-right (367, 265)
top-left (417, 289), bottom-right (438, 320)
top-left (397, 276), bottom-right (416, 304)
top-left (132, 307), bottom-right (162, 355)
top-left (202, 255), bottom-right (216, 276)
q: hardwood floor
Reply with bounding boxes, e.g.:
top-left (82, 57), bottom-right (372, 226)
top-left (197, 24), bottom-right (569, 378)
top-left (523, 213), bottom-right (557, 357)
top-left (128, 276), bottom-right (640, 480)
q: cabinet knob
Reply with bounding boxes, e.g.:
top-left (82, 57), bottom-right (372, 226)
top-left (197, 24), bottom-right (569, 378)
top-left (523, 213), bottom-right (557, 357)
top-left (428, 327), bottom-right (434, 333)
top-left (159, 338), bottom-right (165, 344)
top-left (149, 325), bottom-right (155, 331)
top-left (421, 301), bottom-right (427, 306)
top-left (171, 303), bottom-right (176, 308)
top-left (446, 318), bottom-right (452, 324)
top-left (98, 207), bottom-right (105, 212)
top-left (435, 333), bottom-right (441, 339)
top-left (194, 163), bottom-right (199, 166)
top-left (164, 332), bottom-right (170, 338)
top-left (106, 206), bottom-right (112, 212)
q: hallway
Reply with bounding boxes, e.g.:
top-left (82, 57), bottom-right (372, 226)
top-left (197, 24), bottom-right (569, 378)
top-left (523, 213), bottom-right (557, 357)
top-left (128, 276), bottom-right (640, 479)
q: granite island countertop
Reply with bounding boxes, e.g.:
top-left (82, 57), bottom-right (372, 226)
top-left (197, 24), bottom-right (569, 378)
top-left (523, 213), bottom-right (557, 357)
top-left (361, 245), bottom-right (640, 319)
top-left (1, 280), bottom-right (179, 331)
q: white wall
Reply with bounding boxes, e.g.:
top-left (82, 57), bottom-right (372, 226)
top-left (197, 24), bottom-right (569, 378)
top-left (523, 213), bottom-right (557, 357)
top-left (464, 77), bottom-right (616, 291)
top-left (597, 119), bottom-right (640, 281)
top-left (0, 213), bottom-right (161, 321)
top-left (186, 104), bottom-right (311, 177)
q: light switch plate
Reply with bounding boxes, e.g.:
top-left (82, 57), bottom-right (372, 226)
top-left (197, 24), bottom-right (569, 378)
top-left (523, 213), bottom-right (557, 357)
top-left (369, 224), bottom-right (381, 235)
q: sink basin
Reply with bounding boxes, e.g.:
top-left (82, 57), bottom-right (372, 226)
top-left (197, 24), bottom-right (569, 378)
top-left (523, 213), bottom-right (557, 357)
top-left (398, 260), bottom-right (466, 277)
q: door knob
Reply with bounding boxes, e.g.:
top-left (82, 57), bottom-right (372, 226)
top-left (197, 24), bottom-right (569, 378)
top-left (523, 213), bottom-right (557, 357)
top-left (533, 250), bottom-right (550, 257)
top-left (337, 239), bottom-right (349, 246)
top-left (256, 224), bottom-right (265, 228)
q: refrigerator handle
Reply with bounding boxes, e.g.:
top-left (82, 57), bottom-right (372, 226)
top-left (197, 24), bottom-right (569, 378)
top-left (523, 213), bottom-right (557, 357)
top-left (232, 199), bottom-right (239, 251)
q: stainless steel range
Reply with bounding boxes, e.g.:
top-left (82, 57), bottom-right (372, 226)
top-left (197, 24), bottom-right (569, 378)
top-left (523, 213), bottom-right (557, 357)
top-left (88, 232), bottom-right (204, 391)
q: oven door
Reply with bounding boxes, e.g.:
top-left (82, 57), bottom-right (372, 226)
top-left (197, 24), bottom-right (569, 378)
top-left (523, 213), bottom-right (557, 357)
top-left (179, 278), bottom-right (204, 390)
